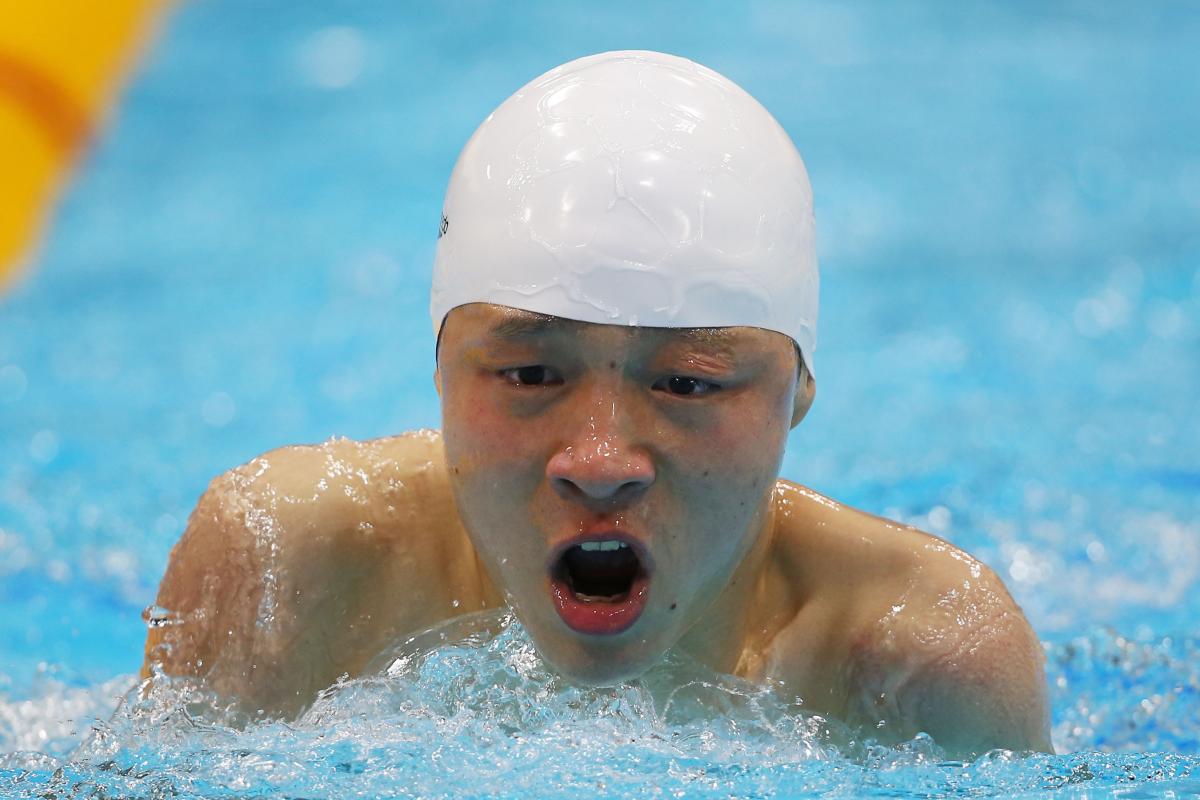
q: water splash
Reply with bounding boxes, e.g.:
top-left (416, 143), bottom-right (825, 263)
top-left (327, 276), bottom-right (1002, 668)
top-left (2, 613), bottom-right (1198, 798)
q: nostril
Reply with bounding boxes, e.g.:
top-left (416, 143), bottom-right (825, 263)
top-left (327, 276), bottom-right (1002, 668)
top-left (552, 475), bottom-right (650, 500)
top-left (546, 450), bottom-right (655, 501)
top-left (551, 475), bottom-right (581, 497)
top-left (618, 478), bottom-right (649, 495)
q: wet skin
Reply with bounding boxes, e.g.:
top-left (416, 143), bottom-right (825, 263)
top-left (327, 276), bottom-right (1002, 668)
top-left (436, 303), bottom-right (807, 684)
top-left (143, 303), bottom-right (1053, 757)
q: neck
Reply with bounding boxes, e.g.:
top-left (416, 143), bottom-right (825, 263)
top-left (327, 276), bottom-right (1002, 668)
top-left (674, 489), bottom-right (783, 676)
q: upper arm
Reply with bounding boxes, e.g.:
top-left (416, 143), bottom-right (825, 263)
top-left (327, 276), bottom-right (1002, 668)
top-left (845, 546), bottom-right (1052, 758)
top-left (140, 432), bottom-right (487, 718)
top-left (140, 469), bottom-right (270, 697)
top-left (140, 457), bottom-right (348, 716)
top-left (903, 584), bottom-right (1053, 756)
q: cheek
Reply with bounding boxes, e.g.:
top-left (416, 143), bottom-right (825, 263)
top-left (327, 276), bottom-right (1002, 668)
top-left (442, 379), bottom-right (537, 474)
top-left (689, 396), bottom-right (789, 477)
top-left (442, 383), bottom-right (547, 568)
top-left (665, 400), bottom-right (785, 555)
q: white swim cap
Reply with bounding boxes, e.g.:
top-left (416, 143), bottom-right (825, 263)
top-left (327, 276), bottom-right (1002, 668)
top-left (431, 50), bottom-right (818, 373)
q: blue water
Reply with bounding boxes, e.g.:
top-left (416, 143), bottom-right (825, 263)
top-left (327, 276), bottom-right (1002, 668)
top-left (2, 1), bottom-right (1198, 796)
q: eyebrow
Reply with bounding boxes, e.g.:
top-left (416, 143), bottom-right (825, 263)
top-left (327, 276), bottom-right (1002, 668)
top-left (668, 327), bottom-right (739, 348)
top-left (488, 312), bottom-right (742, 349)
top-left (487, 311), bottom-right (564, 340)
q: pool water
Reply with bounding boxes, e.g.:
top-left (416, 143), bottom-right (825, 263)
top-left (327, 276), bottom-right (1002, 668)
top-left (2, 1), bottom-right (1198, 797)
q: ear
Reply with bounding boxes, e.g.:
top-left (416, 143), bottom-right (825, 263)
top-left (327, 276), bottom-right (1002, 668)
top-left (434, 367), bottom-right (442, 399)
top-left (790, 366), bottom-right (815, 429)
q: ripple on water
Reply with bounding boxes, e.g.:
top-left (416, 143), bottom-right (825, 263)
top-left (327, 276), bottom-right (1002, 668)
top-left (1, 612), bottom-right (1197, 798)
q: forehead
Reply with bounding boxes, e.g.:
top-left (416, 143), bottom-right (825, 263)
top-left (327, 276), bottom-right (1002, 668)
top-left (446, 303), bottom-right (779, 354)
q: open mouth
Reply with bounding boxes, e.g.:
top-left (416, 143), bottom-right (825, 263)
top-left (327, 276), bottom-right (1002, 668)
top-left (561, 541), bottom-right (640, 599)
top-left (549, 537), bottom-right (651, 635)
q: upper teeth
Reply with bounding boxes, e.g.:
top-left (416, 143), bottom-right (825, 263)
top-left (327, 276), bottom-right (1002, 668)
top-left (580, 540), bottom-right (627, 552)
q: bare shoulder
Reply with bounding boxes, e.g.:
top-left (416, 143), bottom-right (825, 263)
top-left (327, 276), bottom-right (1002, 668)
top-left (161, 429), bottom-right (469, 620)
top-left (767, 480), bottom-right (935, 610)
top-left (144, 429), bottom-right (497, 717)
top-left (215, 429), bottom-right (452, 530)
top-left (766, 481), bottom-right (1052, 756)
top-left (844, 533), bottom-right (1052, 755)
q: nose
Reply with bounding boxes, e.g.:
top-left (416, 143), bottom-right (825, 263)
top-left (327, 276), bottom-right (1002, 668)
top-left (546, 394), bottom-right (655, 504)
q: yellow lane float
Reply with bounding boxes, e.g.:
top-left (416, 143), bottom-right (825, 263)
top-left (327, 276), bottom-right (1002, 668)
top-left (0, 1), bottom-right (165, 293)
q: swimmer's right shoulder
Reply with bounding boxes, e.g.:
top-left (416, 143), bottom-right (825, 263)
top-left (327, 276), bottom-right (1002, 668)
top-left (146, 429), bottom-right (493, 717)
top-left (215, 428), bottom-right (448, 507)
top-left (202, 429), bottom-right (458, 540)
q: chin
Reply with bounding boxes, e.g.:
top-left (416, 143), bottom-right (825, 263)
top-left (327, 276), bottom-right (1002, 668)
top-left (549, 654), bottom-right (659, 688)
top-left (528, 628), bottom-right (668, 687)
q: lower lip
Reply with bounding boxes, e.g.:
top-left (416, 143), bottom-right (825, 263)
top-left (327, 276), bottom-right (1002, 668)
top-left (550, 573), bottom-right (650, 636)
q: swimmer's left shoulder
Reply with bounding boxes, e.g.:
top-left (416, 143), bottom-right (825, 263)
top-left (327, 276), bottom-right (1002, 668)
top-left (769, 482), bottom-right (1052, 754)
top-left (850, 537), bottom-right (1053, 756)
top-left (770, 479), bottom-right (929, 582)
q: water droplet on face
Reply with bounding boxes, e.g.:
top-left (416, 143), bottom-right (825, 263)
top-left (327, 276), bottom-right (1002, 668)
top-left (141, 605), bottom-right (181, 629)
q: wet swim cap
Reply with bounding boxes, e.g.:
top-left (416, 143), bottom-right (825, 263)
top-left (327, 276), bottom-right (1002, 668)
top-left (431, 50), bottom-right (818, 373)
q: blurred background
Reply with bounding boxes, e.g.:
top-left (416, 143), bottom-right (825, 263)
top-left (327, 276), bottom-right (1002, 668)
top-left (1, 0), bottom-right (1197, 750)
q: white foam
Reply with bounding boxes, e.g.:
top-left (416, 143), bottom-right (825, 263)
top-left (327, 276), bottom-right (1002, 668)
top-left (0, 673), bottom-right (135, 759)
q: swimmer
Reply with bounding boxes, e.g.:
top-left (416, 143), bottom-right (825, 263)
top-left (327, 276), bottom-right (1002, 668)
top-left (141, 51), bottom-right (1052, 757)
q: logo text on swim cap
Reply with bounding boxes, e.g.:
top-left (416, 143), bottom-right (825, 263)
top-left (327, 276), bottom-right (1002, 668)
top-left (438, 214), bottom-right (449, 239)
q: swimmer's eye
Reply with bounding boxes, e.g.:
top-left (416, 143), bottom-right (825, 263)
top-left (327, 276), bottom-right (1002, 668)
top-left (652, 376), bottom-right (720, 396)
top-left (500, 365), bottom-right (563, 387)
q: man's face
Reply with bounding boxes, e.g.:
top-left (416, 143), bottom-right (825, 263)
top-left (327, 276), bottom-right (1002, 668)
top-left (436, 303), bottom-right (809, 684)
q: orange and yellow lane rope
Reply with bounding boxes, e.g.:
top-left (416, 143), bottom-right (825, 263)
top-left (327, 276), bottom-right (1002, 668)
top-left (1, 1), bottom-right (165, 292)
